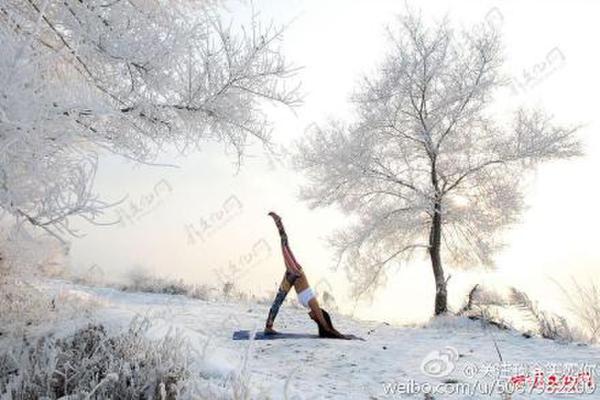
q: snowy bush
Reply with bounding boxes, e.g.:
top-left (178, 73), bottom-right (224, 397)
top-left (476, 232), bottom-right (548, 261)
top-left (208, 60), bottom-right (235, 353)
top-left (508, 287), bottom-right (585, 342)
top-left (0, 275), bottom-right (100, 341)
top-left (0, 231), bottom-right (68, 279)
top-left (120, 267), bottom-right (215, 301)
top-left (457, 284), bottom-right (588, 343)
top-left (118, 267), bottom-right (274, 305)
top-left (1, 298), bottom-right (274, 399)
top-left (0, 240), bottom-right (97, 340)
top-left (51, 261), bottom-right (277, 310)
top-left (1, 317), bottom-right (191, 399)
top-left (0, 277), bottom-right (54, 339)
top-left (557, 278), bottom-right (600, 344)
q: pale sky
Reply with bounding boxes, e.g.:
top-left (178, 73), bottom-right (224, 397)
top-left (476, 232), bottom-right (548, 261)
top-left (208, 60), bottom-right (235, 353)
top-left (69, 0), bottom-right (600, 324)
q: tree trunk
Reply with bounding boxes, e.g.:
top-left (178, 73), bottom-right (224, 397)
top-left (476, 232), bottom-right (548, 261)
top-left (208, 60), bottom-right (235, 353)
top-left (429, 200), bottom-right (448, 315)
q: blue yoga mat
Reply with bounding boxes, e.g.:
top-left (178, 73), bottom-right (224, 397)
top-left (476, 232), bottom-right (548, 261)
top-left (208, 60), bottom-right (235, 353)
top-left (233, 330), bottom-right (319, 340)
top-left (232, 330), bottom-right (365, 341)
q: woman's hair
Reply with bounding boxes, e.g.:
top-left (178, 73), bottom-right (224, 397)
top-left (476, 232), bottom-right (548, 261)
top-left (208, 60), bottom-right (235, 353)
top-left (316, 308), bottom-right (337, 338)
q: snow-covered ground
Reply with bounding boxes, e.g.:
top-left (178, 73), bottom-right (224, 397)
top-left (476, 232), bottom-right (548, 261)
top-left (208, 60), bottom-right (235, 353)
top-left (15, 279), bottom-right (600, 400)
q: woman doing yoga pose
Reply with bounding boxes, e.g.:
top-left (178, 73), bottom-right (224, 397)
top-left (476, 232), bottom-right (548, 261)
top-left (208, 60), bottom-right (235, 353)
top-left (264, 212), bottom-right (347, 339)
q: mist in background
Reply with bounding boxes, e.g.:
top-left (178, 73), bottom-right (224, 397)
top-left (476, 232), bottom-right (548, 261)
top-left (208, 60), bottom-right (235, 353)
top-left (67, 0), bottom-right (600, 324)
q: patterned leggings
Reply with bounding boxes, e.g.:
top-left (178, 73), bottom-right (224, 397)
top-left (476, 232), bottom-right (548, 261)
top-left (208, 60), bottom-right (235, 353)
top-left (266, 269), bottom-right (300, 328)
top-left (265, 215), bottom-right (304, 328)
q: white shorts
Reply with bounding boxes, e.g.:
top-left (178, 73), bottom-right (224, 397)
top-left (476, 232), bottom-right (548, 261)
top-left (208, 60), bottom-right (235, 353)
top-left (297, 287), bottom-right (316, 308)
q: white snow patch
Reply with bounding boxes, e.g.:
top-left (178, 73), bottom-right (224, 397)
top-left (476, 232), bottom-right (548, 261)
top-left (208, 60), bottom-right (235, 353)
top-left (13, 278), bottom-right (599, 400)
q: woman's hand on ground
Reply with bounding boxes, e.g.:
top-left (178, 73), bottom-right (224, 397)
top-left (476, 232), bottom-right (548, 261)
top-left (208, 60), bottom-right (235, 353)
top-left (331, 328), bottom-right (350, 340)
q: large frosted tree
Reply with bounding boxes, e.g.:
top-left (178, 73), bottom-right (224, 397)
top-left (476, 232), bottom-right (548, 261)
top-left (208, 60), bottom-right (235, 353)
top-left (0, 0), bottom-right (299, 242)
top-left (295, 12), bottom-right (581, 315)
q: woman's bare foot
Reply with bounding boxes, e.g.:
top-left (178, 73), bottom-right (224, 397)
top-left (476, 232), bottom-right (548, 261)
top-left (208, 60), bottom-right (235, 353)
top-left (264, 325), bottom-right (278, 335)
top-left (267, 211), bottom-right (281, 221)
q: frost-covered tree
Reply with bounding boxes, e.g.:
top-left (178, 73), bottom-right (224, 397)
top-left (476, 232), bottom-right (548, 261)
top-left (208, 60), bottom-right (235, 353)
top-left (296, 12), bottom-right (581, 315)
top-left (0, 0), bottom-right (299, 241)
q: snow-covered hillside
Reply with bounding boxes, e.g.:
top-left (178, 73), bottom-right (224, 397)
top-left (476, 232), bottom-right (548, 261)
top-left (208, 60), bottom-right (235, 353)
top-left (6, 279), bottom-right (599, 400)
